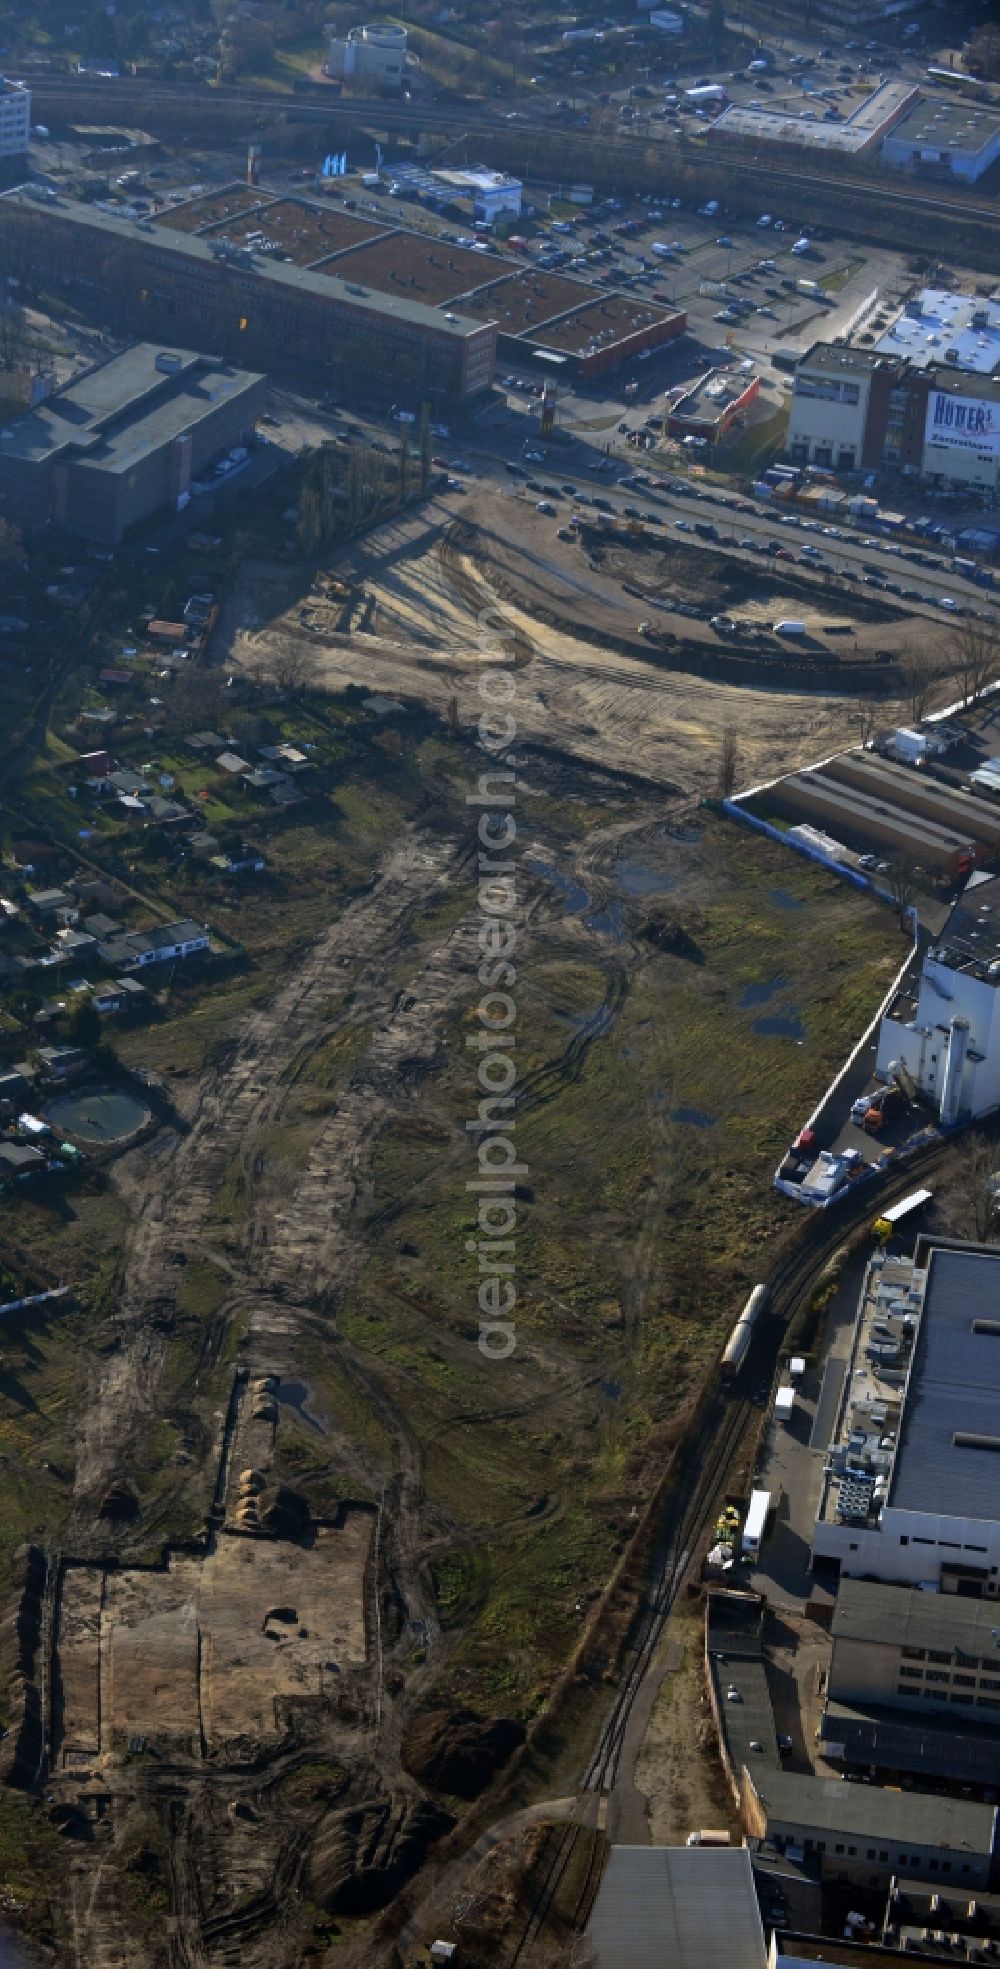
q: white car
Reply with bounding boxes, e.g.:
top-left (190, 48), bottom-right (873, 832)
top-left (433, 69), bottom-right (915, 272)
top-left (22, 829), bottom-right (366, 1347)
top-left (757, 213), bottom-right (773, 227)
top-left (937, 595), bottom-right (959, 611)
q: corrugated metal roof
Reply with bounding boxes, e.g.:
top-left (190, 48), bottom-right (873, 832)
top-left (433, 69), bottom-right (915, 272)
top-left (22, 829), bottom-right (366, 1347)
top-left (587, 1845), bottom-right (766, 1969)
top-left (891, 1246), bottom-right (1000, 1521)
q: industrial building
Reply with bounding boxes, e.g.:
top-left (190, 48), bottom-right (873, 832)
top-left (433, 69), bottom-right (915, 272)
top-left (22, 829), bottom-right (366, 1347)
top-left (875, 878), bottom-right (1000, 1121)
top-left (874, 290), bottom-right (1000, 376)
top-left (710, 80), bottom-right (919, 157)
top-left (326, 21), bottom-right (407, 88)
top-left (426, 167), bottom-right (522, 223)
top-left (667, 366), bottom-right (760, 444)
top-left (828, 1581), bottom-right (1000, 1721)
top-left (787, 342), bottom-right (1000, 490)
top-left (746, 1768), bottom-right (996, 1891)
top-left (882, 98), bottom-right (1000, 185)
top-left (0, 76), bottom-right (29, 160)
top-left (812, 1237), bottom-right (1000, 1592)
top-left (0, 187), bottom-right (497, 406)
top-left (587, 1845), bottom-right (768, 1969)
top-left (768, 770), bottom-right (977, 880)
top-left (822, 751), bottom-right (1000, 857)
top-left (0, 344), bottom-right (265, 544)
top-left (818, 1579), bottom-right (1000, 1786)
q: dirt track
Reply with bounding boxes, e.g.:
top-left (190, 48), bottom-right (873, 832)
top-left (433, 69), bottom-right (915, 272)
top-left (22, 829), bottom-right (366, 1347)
top-left (223, 490), bottom-right (902, 794)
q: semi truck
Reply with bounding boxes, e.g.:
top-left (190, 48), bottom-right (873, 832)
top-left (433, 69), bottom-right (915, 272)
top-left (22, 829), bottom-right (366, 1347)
top-left (742, 1489), bottom-right (771, 1562)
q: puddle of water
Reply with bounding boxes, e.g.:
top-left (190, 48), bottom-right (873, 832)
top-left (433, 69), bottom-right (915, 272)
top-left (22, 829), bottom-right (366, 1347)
top-left (769, 887), bottom-right (805, 912)
top-left (275, 1380), bottom-right (326, 1434)
top-left (671, 1107), bottom-right (718, 1128)
top-left (740, 976), bottom-right (789, 1010)
top-left (612, 859), bottom-right (675, 898)
top-left (586, 902), bottom-right (626, 944)
top-left (754, 1012), bottom-right (805, 1040)
top-left (526, 855), bottom-right (589, 916)
top-left (620, 1043), bottom-right (634, 1061)
top-left (601, 1379), bottom-right (623, 1401)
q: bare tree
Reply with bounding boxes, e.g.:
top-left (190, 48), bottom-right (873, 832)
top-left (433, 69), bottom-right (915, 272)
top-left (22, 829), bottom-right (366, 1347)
top-left (885, 857), bottom-right (921, 930)
top-left (947, 614), bottom-right (1000, 710)
top-left (959, 1131), bottom-right (1000, 1242)
top-left (261, 639), bottom-right (320, 695)
top-left (716, 723), bottom-right (739, 799)
top-left (897, 642), bottom-right (942, 724)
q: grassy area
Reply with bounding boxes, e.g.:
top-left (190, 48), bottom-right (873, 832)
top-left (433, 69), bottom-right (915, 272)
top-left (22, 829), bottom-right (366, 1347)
top-left (330, 811), bottom-right (896, 1714)
top-left (821, 257), bottom-right (865, 294)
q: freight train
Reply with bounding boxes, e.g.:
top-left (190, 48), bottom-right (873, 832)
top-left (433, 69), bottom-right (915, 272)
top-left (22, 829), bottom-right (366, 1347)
top-left (720, 1283), bottom-right (769, 1380)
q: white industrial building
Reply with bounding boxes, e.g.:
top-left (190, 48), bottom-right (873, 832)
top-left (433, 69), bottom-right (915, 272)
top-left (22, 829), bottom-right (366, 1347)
top-left (812, 1236), bottom-right (1000, 1595)
top-left (875, 876), bottom-right (1000, 1125)
top-left (327, 22), bottom-right (407, 88)
top-left (710, 80), bottom-right (918, 157)
top-left (0, 76), bottom-right (29, 159)
top-left (875, 289), bottom-right (1000, 377)
top-left (882, 98), bottom-right (1000, 185)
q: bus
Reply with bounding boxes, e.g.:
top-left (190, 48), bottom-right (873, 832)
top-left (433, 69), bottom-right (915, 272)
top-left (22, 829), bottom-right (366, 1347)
top-left (925, 66), bottom-right (991, 97)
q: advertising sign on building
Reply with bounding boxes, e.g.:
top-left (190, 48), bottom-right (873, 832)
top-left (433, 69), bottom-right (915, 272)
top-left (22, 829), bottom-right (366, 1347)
top-left (924, 389), bottom-right (999, 459)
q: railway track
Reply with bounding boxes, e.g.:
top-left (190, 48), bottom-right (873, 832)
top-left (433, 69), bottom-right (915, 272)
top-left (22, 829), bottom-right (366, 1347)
top-left (501, 1130), bottom-right (977, 1962)
top-left (28, 78), bottom-right (1000, 233)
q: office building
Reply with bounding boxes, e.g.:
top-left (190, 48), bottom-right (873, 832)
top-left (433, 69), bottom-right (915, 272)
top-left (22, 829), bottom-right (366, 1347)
top-left (812, 1237), bottom-right (1000, 1594)
top-left (327, 22), bottom-right (407, 88)
top-left (0, 344), bottom-right (265, 544)
top-left (787, 342), bottom-right (1000, 490)
top-left (876, 878), bottom-right (1000, 1123)
top-left (0, 77), bottom-right (29, 161)
top-left (883, 98), bottom-right (1000, 184)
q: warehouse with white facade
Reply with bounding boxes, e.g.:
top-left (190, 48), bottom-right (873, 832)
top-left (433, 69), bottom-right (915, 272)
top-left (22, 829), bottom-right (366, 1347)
top-left (875, 876), bottom-right (1000, 1124)
top-left (812, 1236), bottom-right (1000, 1595)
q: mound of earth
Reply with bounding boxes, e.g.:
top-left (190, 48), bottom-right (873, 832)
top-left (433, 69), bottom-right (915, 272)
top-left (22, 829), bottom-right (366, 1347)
top-left (402, 1707), bottom-right (525, 1800)
top-left (305, 1792), bottom-right (453, 1914)
top-left (257, 1484), bottom-right (311, 1538)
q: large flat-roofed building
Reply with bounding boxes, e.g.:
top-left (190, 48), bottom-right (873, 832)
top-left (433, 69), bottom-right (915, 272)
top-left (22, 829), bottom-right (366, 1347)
top-left (0, 186), bottom-right (497, 406)
top-left (746, 1768), bottom-right (996, 1891)
top-left (883, 98), bottom-right (1000, 184)
top-left (710, 80), bottom-right (919, 156)
top-left (787, 345), bottom-right (895, 474)
top-left (0, 76), bottom-right (29, 159)
top-left (587, 1846), bottom-right (768, 1969)
top-left (875, 289), bottom-right (1000, 376)
top-left (812, 1237), bottom-right (1000, 1594)
top-left (876, 877), bottom-right (1000, 1123)
top-left (0, 344), bottom-right (265, 543)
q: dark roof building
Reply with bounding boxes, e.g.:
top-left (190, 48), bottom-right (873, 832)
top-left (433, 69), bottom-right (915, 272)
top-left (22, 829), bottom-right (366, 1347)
top-left (0, 342), bottom-right (265, 544)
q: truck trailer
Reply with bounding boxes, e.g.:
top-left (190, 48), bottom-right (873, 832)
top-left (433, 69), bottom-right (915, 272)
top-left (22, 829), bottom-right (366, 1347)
top-left (742, 1488), bottom-right (771, 1561)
